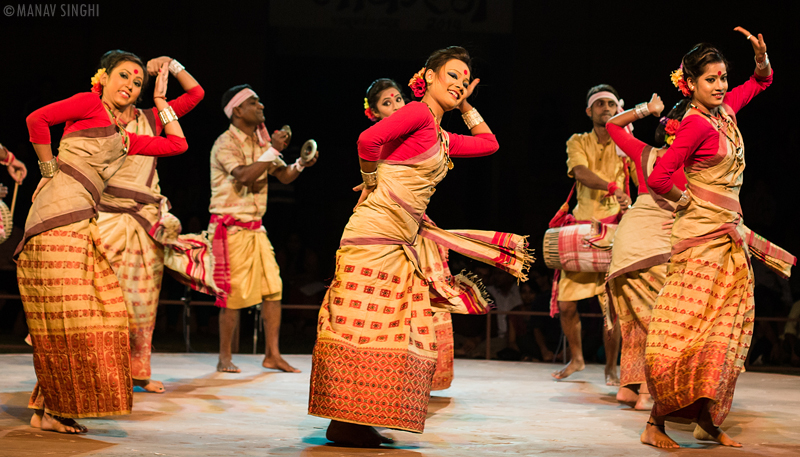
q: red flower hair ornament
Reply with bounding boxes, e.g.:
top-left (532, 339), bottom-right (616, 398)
top-left (408, 68), bottom-right (427, 98)
top-left (363, 97), bottom-right (378, 122)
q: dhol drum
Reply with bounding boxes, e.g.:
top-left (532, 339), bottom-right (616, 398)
top-left (543, 221), bottom-right (617, 272)
top-left (0, 201), bottom-right (10, 244)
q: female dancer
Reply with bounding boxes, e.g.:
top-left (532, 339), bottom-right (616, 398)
top-left (18, 52), bottom-right (188, 434)
top-left (641, 27), bottom-right (772, 448)
top-left (309, 46), bottom-right (532, 447)
top-left (604, 95), bottom-right (687, 411)
top-left (363, 77), bottom-right (454, 391)
top-left (95, 52), bottom-right (204, 394)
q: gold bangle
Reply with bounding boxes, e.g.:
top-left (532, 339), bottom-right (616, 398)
top-left (461, 107), bottom-right (484, 129)
top-left (360, 170), bottom-right (377, 188)
top-left (38, 157), bottom-right (59, 178)
top-left (158, 105), bottom-right (178, 125)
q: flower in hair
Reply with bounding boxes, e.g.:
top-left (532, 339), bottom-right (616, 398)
top-left (664, 119), bottom-right (681, 136)
top-left (670, 66), bottom-right (692, 97)
top-left (408, 68), bottom-right (427, 98)
top-left (91, 68), bottom-right (106, 94)
top-left (363, 97), bottom-right (378, 121)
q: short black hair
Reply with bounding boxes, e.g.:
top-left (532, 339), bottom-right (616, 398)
top-left (586, 84), bottom-right (619, 105)
top-left (221, 84), bottom-right (253, 112)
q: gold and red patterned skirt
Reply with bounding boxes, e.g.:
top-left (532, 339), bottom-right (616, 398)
top-left (431, 312), bottom-right (454, 391)
top-left (17, 219), bottom-right (133, 418)
top-left (645, 235), bottom-right (754, 425)
top-left (308, 244), bottom-right (439, 433)
top-left (98, 212), bottom-right (164, 381)
top-left (608, 264), bottom-right (666, 387)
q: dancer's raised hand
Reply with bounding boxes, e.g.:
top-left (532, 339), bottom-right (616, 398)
top-left (147, 56), bottom-right (173, 76)
top-left (153, 62), bottom-right (169, 101)
top-left (463, 78), bottom-right (480, 102)
top-left (734, 26), bottom-right (767, 58)
top-left (647, 93), bottom-right (664, 118)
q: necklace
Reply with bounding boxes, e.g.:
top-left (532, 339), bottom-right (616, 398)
top-left (422, 102), bottom-right (454, 170)
top-left (690, 104), bottom-right (743, 161)
top-left (103, 101), bottom-right (130, 153)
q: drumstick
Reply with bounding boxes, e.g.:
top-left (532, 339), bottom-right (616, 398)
top-left (10, 182), bottom-right (19, 217)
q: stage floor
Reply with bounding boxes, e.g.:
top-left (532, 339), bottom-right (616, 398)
top-left (1, 354), bottom-right (798, 456)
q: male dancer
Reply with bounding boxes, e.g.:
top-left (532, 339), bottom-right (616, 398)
top-left (211, 84), bottom-right (317, 373)
top-left (552, 84), bottom-right (634, 384)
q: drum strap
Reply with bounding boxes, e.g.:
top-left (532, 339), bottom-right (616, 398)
top-left (548, 183), bottom-right (577, 228)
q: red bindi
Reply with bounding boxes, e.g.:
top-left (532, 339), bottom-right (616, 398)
top-left (134, 69), bottom-right (138, 74)
top-left (464, 70), bottom-right (468, 75)
top-left (390, 93), bottom-right (395, 97)
top-left (717, 71), bottom-right (721, 76)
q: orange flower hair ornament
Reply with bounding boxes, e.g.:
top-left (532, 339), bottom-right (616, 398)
top-left (408, 68), bottom-right (426, 98)
top-left (364, 97), bottom-right (378, 122)
top-left (670, 65), bottom-right (692, 97)
top-left (91, 68), bottom-right (106, 94)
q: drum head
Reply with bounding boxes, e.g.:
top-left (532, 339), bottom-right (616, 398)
top-left (0, 201), bottom-right (11, 244)
top-left (301, 139), bottom-right (317, 162)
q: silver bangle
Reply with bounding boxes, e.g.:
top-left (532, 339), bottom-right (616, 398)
top-left (292, 159), bottom-right (305, 173)
top-left (361, 170), bottom-right (377, 188)
top-left (461, 108), bottom-right (484, 129)
top-left (634, 103), bottom-right (650, 119)
top-left (755, 53), bottom-right (769, 71)
top-left (38, 157), bottom-right (59, 178)
top-left (677, 191), bottom-right (691, 207)
top-left (168, 59), bottom-right (185, 76)
top-left (158, 106), bottom-right (178, 125)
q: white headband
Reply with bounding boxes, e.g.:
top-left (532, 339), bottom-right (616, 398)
top-left (586, 91), bottom-right (624, 111)
top-left (587, 91), bottom-right (631, 158)
top-left (223, 88), bottom-right (258, 119)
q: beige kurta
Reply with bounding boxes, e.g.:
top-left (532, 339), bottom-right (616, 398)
top-left (208, 124), bottom-right (286, 308)
top-left (559, 130), bottom-right (632, 302)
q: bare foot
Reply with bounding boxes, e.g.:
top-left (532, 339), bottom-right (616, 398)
top-left (541, 350), bottom-right (555, 362)
top-left (551, 359), bottom-right (585, 380)
top-left (133, 379), bottom-right (165, 393)
top-left (694, 424), bottom-right (742, 447)
top-left (635, 393), bottom-right (654, 411)
top-left (262, 355), bottom-right (300, 373)
top-left (30, 410), bottom-right (43, 428)
top-left (326, 420), bottom-right (393, 447)
top-left (640, 421), bottom-right (679, 449)
top-left (616, 385), bottom-right (639, 404)
top-left (216, 360), bottom-right (241, 373)
top-left (40, 413), bottom-right (87, 434)
top-left (605, 367), bottom-right (620, 386)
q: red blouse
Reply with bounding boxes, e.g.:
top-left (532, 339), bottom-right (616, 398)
top-left (606, 123), bottom-right (687, 194)
top-left (358, 101), bottom-right (498, 162)
top-left (26, 92), bottom-right (188, 156)
top-left (145, 85), bottom-right (204, 136)
top-left (648, 70), bottom-right (773, 194)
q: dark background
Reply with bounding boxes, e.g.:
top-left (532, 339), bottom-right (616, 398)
top-left (1, 1), bottom-right (798, 356)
